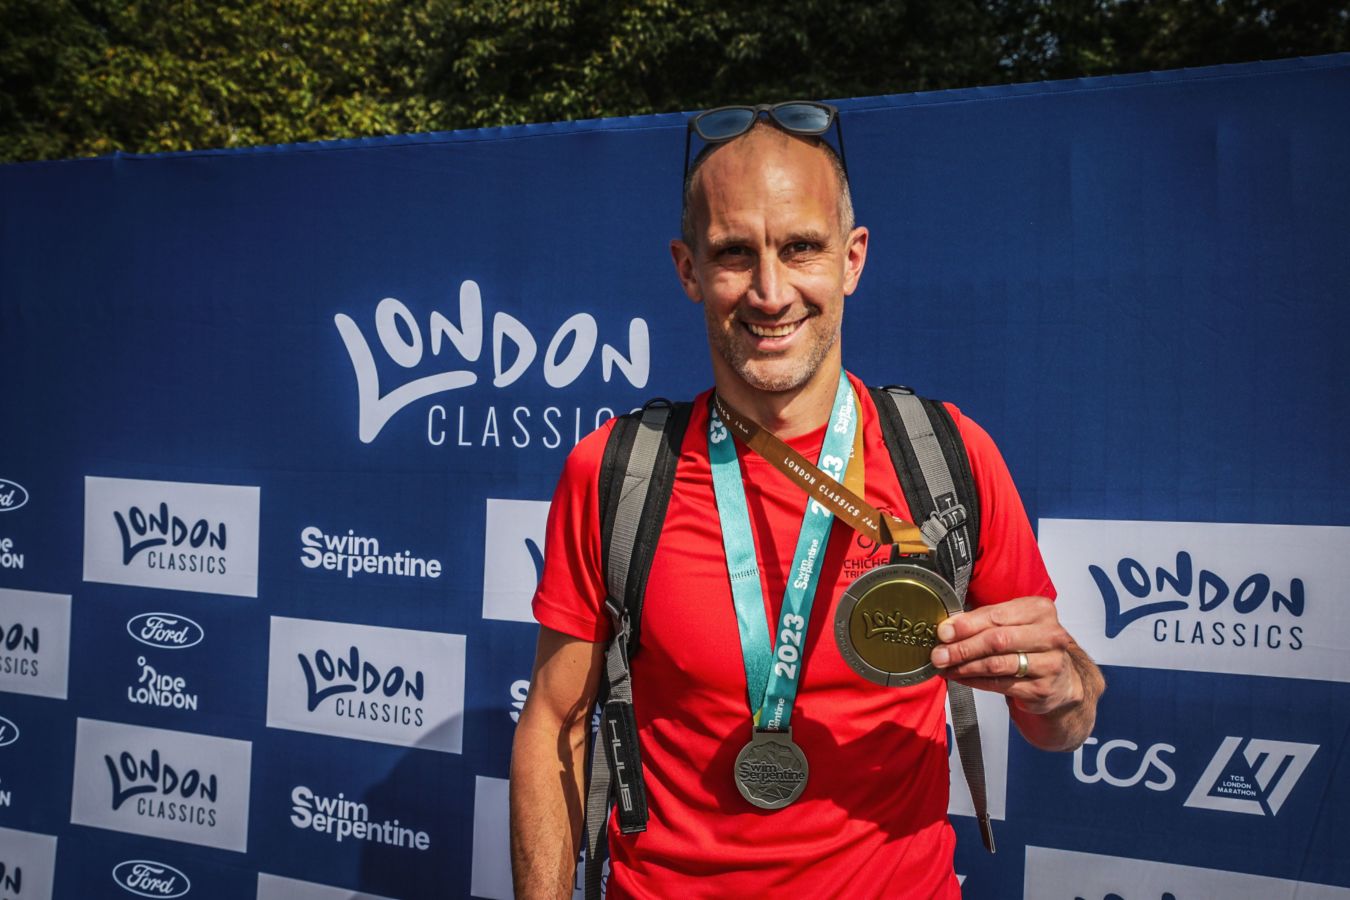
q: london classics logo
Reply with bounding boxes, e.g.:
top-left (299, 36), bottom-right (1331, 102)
top-left (1039, 520), bottom-right (1350, 682)
top-left (266, 617), bottom-right (466, 754)
top-left (1089, 550), bottom-right (1304, 650)
top-left (334, 280), bottom-right (650, 446)
top-left (70, 718), bottom-right (252, 852)
top-left (0, 589), bottom-right (72, 701)
top-left (0, 716), bottom-right (19, 748)
top-left (112, 860), bottom-right (191, 898)
top-left (0, 480), bottom-right (28, 513)
top-left (1184, 736), bottom-right (1318, 816)
top-left (290, 785), bottom-right (431, 851)
top-left (83, 477), bottom-right (261, 598)
top-left (127, 614), bottom-right (205, 650)
top-left (299, 527), bottom-right (441, 580)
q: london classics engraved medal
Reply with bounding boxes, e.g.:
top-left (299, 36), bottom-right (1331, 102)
top-left (734, 728), bottom-right (810, 810)
top-left (834, 562), bottom-right (963, 687)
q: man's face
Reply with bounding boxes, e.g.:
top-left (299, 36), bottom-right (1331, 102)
top-left (672, 127), bottom-right (867, 397)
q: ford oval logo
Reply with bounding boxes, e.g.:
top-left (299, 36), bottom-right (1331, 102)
top-left (0, 479), bottom-right (28, 513)
top-left (112, 860), bottom-right (191, 898)
top-left (0, 715), bottom-right (18, 747)
top-left (127, 613), bottom-right (205, 650)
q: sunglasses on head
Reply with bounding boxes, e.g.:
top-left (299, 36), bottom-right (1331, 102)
top-left (682, 101), bottom-right (850, 191)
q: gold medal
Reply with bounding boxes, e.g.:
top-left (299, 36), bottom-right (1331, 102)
top-left (834, 563), bottom-right (962, 687)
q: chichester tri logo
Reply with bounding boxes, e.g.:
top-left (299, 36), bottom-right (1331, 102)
top-left (1183, 736), bottom-right (1318, 816)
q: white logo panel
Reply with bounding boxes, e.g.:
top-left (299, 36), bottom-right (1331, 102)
top-left (70, 718), bottom-right (252, 852)
top-left (1040, 519), bottom-right (1350, 681)
top-left (946, 687), bottom-right (1008, 820)
top-left (1024, 846), bottom-right (1350, 899)
top-left (266, 617), bottom-right (466, 753)
top-left (0, 825), bottom-right (58, 900)
top-left (256, 872), bottom-right (396, 900)
top-left (0, 588), bottom-right (71, 700)
top-left (83, 476), bottom-right (260, 598)
top-left (481, 499), bottom-right (550, 623)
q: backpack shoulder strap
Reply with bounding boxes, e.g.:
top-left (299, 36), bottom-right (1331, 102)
top-left (584, 398), bottom-right (692, 898)
top-left (869, 385), bottom-right (995, 853)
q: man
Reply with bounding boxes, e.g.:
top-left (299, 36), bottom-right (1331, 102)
top-left (511, 105), bottom-right (1104, 898)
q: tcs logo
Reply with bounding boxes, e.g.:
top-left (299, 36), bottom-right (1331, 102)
top-left (1073, 736), bottom-right (1177, 791)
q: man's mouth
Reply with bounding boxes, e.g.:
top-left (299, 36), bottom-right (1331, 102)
top-left (744, 320), bottom-right (803, 338)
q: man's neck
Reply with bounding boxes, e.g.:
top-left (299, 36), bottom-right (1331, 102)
top-left (713, 365), bottom-right (845, 439)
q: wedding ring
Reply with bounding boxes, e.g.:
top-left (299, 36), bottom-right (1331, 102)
top-left (1014, 651), bottom-right (1030, 678)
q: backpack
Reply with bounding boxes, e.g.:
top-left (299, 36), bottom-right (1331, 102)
top-left (582, 386), bottom-right (992, 898)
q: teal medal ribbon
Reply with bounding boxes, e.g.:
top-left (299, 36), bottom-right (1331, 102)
top-left (708, 372), bottom-right (857, 808)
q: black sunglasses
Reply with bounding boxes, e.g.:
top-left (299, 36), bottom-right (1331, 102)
top-left (682, 101), bottom-right (850, 193)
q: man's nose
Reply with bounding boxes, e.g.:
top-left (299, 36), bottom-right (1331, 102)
top-left (748, 255), bottom-right (793, 313)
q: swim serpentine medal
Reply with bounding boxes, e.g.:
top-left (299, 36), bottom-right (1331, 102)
top-left (710, 374), bottom-right (958, 809)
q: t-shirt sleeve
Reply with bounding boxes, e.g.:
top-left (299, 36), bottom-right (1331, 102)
top-left (531, 421), bottom-right (616, 643)
top-left (946, 404), bottom-right (1057, 607)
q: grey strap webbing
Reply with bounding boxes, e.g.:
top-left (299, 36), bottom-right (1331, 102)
top-left (584, 404), bottom-right (669, 899)
top-left (880, 391), bottom-right (995, 852)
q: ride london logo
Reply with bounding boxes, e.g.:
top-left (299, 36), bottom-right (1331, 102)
top-left (0, 479), bottom-right (29, 576)
top-left (333, 279), bottom-right (650, 449)
top-left (1072, 732), bottom-right (1319, 817)
top-left (1039, 519), bottom-right (1350, 682)
top-left (266, 616), bottom-right (466, 753)
top-left (83, 477), bottom-right (261, 598)
top-left (69, 718), bottom-right (252, 852)
top-left (0, 588), bottom-right (71, 700)
top-left (125, 612), bottom-right (206, 713)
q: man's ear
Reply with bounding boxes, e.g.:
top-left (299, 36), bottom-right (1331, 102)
top-left (842, 226), bottom-right (869, 296)
top-left (670, 239), bottom-right (703, 303)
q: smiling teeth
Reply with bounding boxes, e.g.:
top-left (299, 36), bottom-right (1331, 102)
top-left (747, 322), bottom-right (797, 338)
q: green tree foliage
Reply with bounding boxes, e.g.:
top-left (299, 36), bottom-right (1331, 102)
top-left (2, 0), bottom-right (1347, 163)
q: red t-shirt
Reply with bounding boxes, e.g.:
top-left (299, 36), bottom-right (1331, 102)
top-left (534, 373), bottom-right (1054, 899)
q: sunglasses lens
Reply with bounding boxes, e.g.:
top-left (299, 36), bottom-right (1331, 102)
top-left (773, 103), bottom-right (832, 134)
top-left (695, 108), bottom-right (757, 141)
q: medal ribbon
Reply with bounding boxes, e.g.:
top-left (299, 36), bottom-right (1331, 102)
top-left (708, 372), bottom-right (858, 732)
top-left (713, 391), bottom-right (932, 556)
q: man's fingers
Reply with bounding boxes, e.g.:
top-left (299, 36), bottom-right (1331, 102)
top-left (930, 622), bottom-right (1060, 669)
top-left (935, 595), bottom-right (1056, 643)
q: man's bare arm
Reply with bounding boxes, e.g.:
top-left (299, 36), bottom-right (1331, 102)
top-left (510, 626), bottom-right (605, 900)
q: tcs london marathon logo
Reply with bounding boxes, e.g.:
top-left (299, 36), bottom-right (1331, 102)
top-left (83, 477), bottom-right (261, 598)
top-left (69, 718), bottom-right (252, 852)
top-left (1073, 732), bottom-right (1320, 817)
top-left (0, 825), bottom-right (59, 900)
top-left (1040, 519), bottom-right (1350, 682)
top-left (334, 279), bottom-right (650, 448)
top-left (266, 617), bottom-right (466, 753)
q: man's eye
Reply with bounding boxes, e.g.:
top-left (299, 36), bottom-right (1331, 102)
top-left (787, 242), bottom-right (819, 255)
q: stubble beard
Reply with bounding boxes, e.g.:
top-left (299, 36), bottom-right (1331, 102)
top-left (705, 305), bottom-right (840, 395)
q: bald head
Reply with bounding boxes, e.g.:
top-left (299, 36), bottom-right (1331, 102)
top-left (681, 122), bottom-right (854, 248)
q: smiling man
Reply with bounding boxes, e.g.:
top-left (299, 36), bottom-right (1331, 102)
top-left (510, 105), bottom-right (1104, 899)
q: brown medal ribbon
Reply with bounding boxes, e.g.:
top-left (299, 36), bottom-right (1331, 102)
top-left (713, 393), bottom-right (934, 557)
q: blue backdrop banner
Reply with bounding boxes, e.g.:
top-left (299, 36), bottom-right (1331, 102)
top-left (1, 54), bottom-right (1348, 899)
